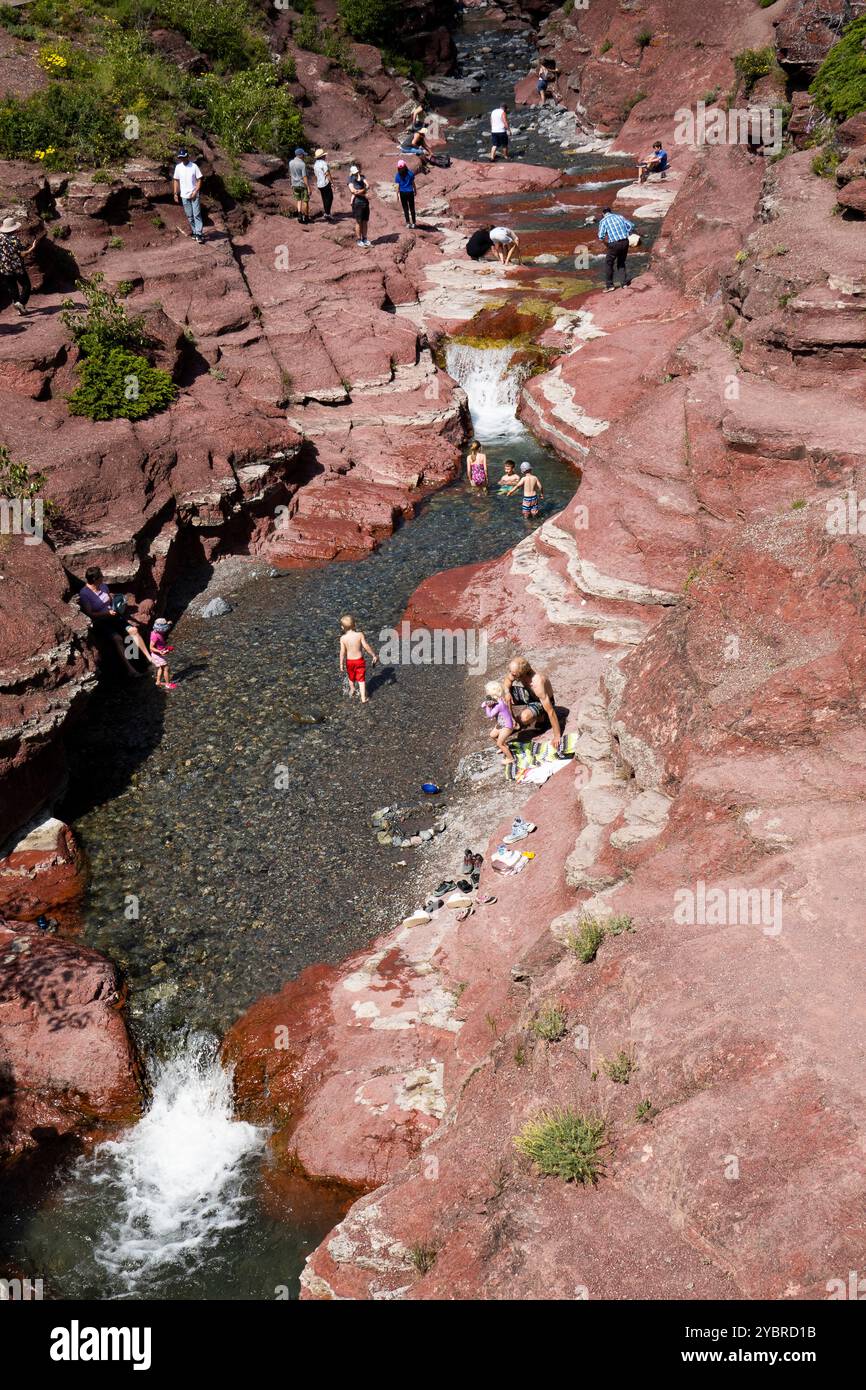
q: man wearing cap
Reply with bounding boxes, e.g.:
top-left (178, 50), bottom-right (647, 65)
top-left (312, 148), bottom-right (333, 222)
top-left (0, 216), bottom-right (36, 315)
top-left (596, 208), bottom-right (635, 292)
top-left (172, 150), bottom-right (204, 244)
top-left (289, 148), bottom-right (311, 225)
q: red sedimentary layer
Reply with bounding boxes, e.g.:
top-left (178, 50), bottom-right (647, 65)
top-left (224, 2), bottom-right (866, 1298)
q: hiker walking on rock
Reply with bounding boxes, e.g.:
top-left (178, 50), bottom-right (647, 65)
top-left (0, 216), bottom-right (36, 316)
top-left (596, 209), bottom-right (635, 292)
top-left (172, 149), bottom-right (204, 244)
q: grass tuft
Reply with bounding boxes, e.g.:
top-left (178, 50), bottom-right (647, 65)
top-left (514, 1109), bottom-right (607, 1184)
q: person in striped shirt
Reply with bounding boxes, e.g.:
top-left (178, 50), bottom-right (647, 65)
top-left (596, 210), bottom-right (635, 292)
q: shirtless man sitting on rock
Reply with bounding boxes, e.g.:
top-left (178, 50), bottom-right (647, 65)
top-left (503, 656), bottom-right (562, 744)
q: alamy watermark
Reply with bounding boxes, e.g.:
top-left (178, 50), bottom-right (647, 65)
top-left (826, 491), bottom-right (866, 536)
top-left (673, 879), bottom-right (782, 937)
top-left (674, 101), bottom-right (783, 156)
top-left (0, 497), bottom-right (44, 545)
top-left (377, 621), bottom-right (488, 675)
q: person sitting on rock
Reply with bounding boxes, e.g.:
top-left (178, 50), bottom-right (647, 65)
top-left (0, 216), bottom-right (37, 316)
top-left (503, 656), bottom-right (562, 744)
top-left (77, 566), bottom-right (152, 679)
top-left (638, 141), bottom-right (669, 183)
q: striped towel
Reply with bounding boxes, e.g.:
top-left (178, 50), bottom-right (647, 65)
top-left (505, 732), bottom-right (577, 780)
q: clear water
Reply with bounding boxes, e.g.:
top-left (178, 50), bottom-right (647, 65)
top-left (0, 17), bottom-right (635, 1300)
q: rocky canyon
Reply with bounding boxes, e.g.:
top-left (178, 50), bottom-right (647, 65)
top-left (1, 0), bottom-right (865, 1312)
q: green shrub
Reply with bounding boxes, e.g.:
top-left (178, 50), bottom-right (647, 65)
top-left (622, 90), bottom-right (647, 117)
top-left (811, 145), bottom-right (841, 178)
top-left (222, 171), bottom-right (252, 201)
top-left (148, 0), bottom-right (267, 70)
top-left (811, 17), bottom-right (866, 121)
top-left (514, 1109), bottom-right (607, 1184)
top-left (0, 445), bottom-right (55, 513)
top-left (734, 45), bottom-right (776, 96)
top-left (67, 347), bottom-right (176, 421)
top-left (60, 273), bottom-right (147, 357)
top-left (566, 915), bottom-right (606, 963)
top-left (530, 1003), bottom-right (567, 1042)
top-left (600, 39), bottom-right (611, 55)
top-left (601, 1048), bottom-right (636, 1084)
top-left (635, 1099), bottom-right (658, 1122)
top-left (337, 0), bottom-right (398, 44)
top-left (636, 28), bottom-right (653, 49)
top-left (0, 81), bottom-right (127, 167)
top-left (193, 64), bottom-right (303, 156)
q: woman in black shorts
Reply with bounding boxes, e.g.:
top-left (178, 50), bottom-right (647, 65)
top-left (348, 163), bottom-right (371, 248)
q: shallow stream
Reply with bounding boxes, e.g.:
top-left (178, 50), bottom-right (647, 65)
top-left (0, 16), bottom-right (645, 1299)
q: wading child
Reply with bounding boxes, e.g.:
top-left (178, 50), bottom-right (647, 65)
top-left (466, 440), bottom-right (488, 490)
top-left (339, 615), bottom-right (378, 703)
top-left (497, 459), bottom-right (518, 493)
top-left (149, 618), bottom-right (177, 690)
top-left (507, 460), bottom-right (544, 518)
top-left (482, 680), bottom-right (518, 764)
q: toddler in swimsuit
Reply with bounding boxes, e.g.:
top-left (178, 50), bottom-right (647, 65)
top-left (339, 614), bottom-right (378, 704)
top-left (482, 680), bottom-right (518, 764)
top-left (149, 618), bottom-right (176, 690)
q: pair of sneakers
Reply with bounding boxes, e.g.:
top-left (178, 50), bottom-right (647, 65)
top-left (357, 238), bottom-right (372, 248)
top-left (503, 817), bottom-right (536, 844)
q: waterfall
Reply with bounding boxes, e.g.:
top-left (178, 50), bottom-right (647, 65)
top-left (78, 1034), bottom-right (267, 1295)
top-left (445, 342), bottom-right (521, 439)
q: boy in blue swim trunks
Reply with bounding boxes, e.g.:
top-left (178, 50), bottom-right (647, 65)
top-left (506, 460), bottom-right (544, 518)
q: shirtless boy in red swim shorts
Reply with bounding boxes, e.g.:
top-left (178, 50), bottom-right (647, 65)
top-left (339, 614), bottom-right (379, 704)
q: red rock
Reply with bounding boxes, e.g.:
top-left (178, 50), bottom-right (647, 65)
top-left (0, 920), bottom-right (141, 1163)
top-left (837, 176), bottom-right (866, 215)
top-left (0, 816), bottom-right (86, 927)
top-left (775, 0), bottom-right (866, 77)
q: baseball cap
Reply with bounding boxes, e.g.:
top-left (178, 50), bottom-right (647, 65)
top-left (520, 461), bottom-right (531, 473)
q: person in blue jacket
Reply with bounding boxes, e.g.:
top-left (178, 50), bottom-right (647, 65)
top-left (395, 160), bottom-right (417, 229)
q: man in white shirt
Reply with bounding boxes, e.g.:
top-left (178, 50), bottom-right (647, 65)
top-left (490, 104), bottom-right (511, 162)
top-left (172, 149), bottom-right (204, 244)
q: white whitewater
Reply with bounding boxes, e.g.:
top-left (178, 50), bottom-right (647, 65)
top-left (82, 1033), bottom-right (267, 1294)
top-left (445, 342), bottom-right (521, 439)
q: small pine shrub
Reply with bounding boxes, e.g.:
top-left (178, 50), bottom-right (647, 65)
top-left (636, 28), bottom-right (653, 49)
top-left (514, 1109), bottom-right (607, 1184)
top-left (67, 347), bottom-right (177, 421)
